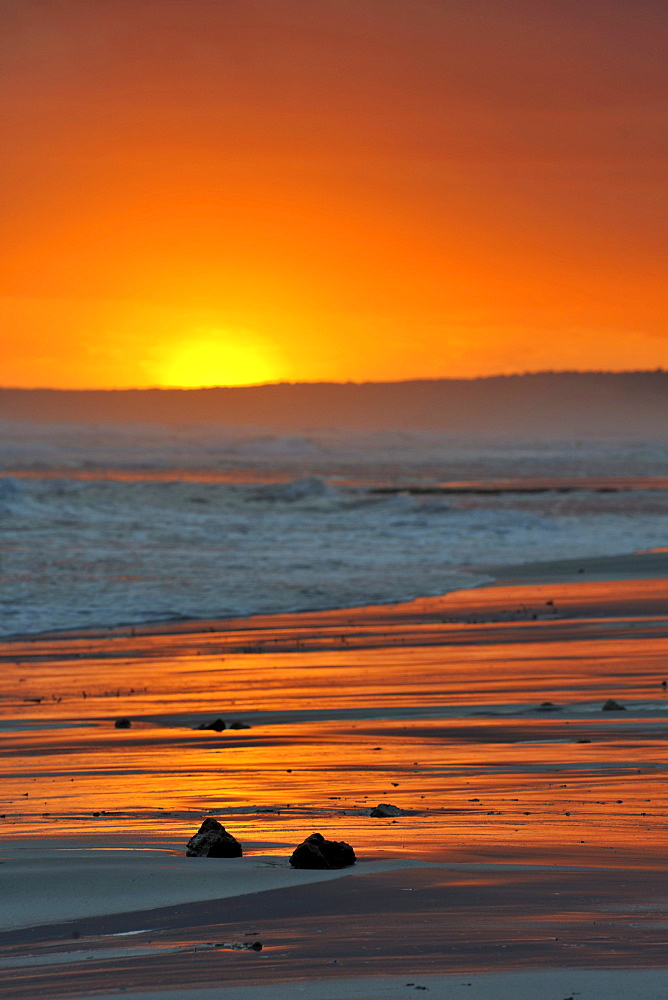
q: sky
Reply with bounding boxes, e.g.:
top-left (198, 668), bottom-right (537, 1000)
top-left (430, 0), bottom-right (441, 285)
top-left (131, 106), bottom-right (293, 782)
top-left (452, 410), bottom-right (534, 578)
top-left (1, 0), bottom-right (666, 388)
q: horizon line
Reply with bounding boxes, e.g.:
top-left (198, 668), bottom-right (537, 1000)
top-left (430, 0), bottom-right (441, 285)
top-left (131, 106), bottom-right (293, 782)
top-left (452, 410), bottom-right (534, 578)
top-left (2, 368), bottom-right (666, 392)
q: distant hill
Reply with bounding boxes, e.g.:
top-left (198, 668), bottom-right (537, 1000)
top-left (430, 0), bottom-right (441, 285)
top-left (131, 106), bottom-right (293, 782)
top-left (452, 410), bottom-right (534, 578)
top-left (1, 372), bottom-right (667, 437)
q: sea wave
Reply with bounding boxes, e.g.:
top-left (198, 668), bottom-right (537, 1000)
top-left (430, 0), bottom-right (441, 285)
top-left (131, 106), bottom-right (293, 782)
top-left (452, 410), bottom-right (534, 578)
top-left (0, 466), bottom-right (666, 637)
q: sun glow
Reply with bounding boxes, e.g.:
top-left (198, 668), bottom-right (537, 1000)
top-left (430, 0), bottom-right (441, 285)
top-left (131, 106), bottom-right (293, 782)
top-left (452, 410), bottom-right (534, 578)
top-left (156, 330), bottom-right (282, 388)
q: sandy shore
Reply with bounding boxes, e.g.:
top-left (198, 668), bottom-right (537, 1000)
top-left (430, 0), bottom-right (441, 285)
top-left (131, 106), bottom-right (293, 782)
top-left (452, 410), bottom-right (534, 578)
top-left (1, 550), bottom-right (667, 998)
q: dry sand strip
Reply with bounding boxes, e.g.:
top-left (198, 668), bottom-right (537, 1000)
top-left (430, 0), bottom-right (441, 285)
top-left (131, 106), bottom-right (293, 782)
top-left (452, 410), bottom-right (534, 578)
top-left (2, 858), bottom-right (668, 999)
top-left (50, 969), bottom-right (668, 1000)
top-left (0, 852), bottom-right (429, 930)
top-left (489, 550), bottom-right (668, 584)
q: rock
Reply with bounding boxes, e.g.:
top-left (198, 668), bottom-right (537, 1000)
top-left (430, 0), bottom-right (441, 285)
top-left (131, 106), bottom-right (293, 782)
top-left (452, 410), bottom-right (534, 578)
top-left (370, 803), bottom-right (402, 817)
top-left (289, 832), bottom-right (356, 869)
top-left (114, 718), bottom-right (131, 728)
top-left (228, 720), bottom-right (251, 729)
top-left (196, 718), bottom-right (226, 731)
top-left (186, 818), bottom-right (243, 857)
top-left (601, 699), bottom-right (626, 711)
top-left (215, 940), bottom-right (263, 951)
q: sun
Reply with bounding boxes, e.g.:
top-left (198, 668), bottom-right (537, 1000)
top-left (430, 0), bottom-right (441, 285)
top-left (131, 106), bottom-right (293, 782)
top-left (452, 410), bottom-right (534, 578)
top-left (156, 329), bottom-right (281, 388)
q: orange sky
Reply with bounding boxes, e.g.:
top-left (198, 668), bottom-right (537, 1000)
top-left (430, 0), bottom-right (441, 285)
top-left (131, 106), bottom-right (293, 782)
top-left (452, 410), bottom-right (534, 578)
top-left (1, 0), bottom-right (666, 388)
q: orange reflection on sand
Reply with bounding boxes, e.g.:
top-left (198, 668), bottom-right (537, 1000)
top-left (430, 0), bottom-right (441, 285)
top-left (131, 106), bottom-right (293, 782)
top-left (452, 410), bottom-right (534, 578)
top-left (2, 716), bottom-right (667, 867)
top-left (1, 576), bottom-right (667, 868)
top-left (3, 630), bottom-right (668, 722)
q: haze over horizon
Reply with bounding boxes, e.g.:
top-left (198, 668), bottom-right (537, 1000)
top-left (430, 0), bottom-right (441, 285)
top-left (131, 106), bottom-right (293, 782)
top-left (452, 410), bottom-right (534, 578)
top-left (2, 371), bottom-right (667, 438)
top-left (2, 0), bottom-right (667, 390)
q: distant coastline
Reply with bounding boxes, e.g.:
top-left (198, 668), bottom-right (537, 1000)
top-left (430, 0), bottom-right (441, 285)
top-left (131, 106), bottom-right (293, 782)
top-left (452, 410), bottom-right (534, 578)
top-left (1, 370), bottom-right (667, 436)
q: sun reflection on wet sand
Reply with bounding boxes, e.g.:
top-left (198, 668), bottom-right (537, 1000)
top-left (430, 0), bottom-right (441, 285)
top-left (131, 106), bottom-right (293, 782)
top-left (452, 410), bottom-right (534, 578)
top-left (1, 577), bottom-right (667, 868)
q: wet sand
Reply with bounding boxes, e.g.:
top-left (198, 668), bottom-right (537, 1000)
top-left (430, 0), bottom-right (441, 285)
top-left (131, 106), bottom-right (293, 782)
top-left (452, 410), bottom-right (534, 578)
top-left (1, 551), bottom-right (667, 998)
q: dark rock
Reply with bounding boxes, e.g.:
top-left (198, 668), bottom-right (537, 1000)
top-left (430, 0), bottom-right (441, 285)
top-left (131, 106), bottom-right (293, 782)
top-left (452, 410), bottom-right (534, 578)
top-left (289, 832), bottom-right (356, 869)
top-left (289, 838), bottom-right (328, 869)
top-left (214, 940), bottom-right (263, 951)
top-left (114, 718), bottom-right (131, 728)
top-left (186, 817), bottom-right (242, 857)
top-left (536, 701), bottom-right (560, 712)
top-left (370, 803), bottom-right (402, 817)
top-left (228, 720), bottom-right (251, 729)
top-left (196, 718), bottom-right (226, 731)
top-left (601, 699), bottom-right (626, 711)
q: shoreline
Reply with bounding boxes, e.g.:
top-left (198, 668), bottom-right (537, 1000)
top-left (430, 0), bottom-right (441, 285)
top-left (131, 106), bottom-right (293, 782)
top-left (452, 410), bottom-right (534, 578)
top-left (2, 548), bottom-right (666, 649)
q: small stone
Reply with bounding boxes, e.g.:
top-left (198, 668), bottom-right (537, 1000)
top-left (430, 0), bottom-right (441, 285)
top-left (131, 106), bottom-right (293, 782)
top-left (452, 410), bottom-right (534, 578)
top-left (186, 817), bottom-right (242, 857)
top-left (196, 718), bottom-right (226, 731)
top-left (289, 832), bottom-right (356, 869)
top-left (114, 718), bottom-right (131, 728)
top-left (214, 940), bottom-right (262, 951)
top-left (228, 721), bottom-right (251, 729)
top-left (370, 803), bottom-right (402, 817)
top-left (601, 699), bottom-right (626, 711)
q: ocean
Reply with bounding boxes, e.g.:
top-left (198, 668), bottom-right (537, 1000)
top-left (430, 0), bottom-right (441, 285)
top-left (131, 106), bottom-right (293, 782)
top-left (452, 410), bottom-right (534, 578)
top-left (1, 420), bottom-right (667, 637)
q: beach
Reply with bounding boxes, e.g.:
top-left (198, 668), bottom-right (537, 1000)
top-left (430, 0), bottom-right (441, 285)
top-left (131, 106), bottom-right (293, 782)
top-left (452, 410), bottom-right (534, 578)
top-left (4, 0), bottom-right (668, 990)
top-left (2, 550), bottom-right (668, 998)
